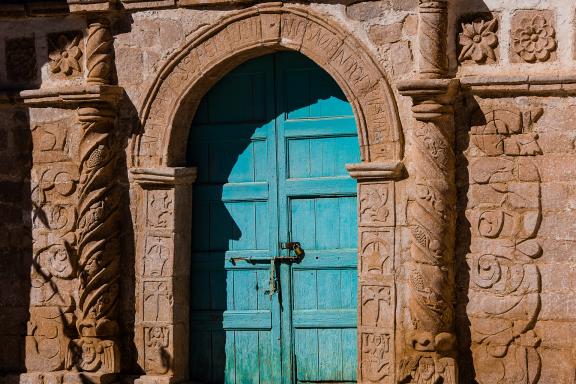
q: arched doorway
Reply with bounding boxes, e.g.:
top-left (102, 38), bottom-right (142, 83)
top-left (187, 52), bottom-right (360, 383)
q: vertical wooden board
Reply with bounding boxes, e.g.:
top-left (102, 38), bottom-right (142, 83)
top-left (339, 197), bottom-right (357, 249)
top-left (226, 268), bottom-right (235, 311)
top-left (210, 201), bottom-right (232, 251)
top-left (224, 331), bottom-right (236, 384)
top-left (287, 139), bottom-right (310, 179)
top-left (255, 202), bottom-right (269, 250)
top-left (341, 269), bottom-right (357, 310)
top-left (256, 269), bottom-right (271, 311)
top-left (192, 199), bottom-right (210, 251)
top-left (230, 141), bottom-right (256, 183)
top-left (292, 269), bottom-right (317, 310)
top-left (228, 202), bottom-right (256, 251)
top-left (341, 328), bottom-right (358, 381)
top-left (253, 139), bottom-right (268, 182)
top-left (212, 330), bottom-right (226, 383)
top-left (284, 70), bottom-right (310, 119)
top-left (232, 269), bottom-right (258, 311)
top-left (193, 95), bottom-right (210, 124)
top-left (295, 329), bottom-right (319, 381)
top-left (258, 330), bottom-right (273, 383)
top-left (316, 269), bottom-right (342, 309)
top-left (250, 73), bottom-right (267, 122)
top-left (234, 331), bottom-right (260, 383)
top-left (209, 73), bottom-right (265, 123)
top-left (210, 140), bottom-right (253, 183)
top-left (190, 270), bottom-right (211, 310)
top-left (210, 269), bottom-right (227, 311)
top-left (315, 198), bottom-right (340, 250)
top-left (189, 142), bottom-right (210, 183)
top-left (320, 138), bottom-right (338, 177)
top-left (290, 199), bottom-right (316, 249)
top-left (309, 139), bottom-right (324, 178)
top-left (190, 330), bottom-right (213, 381)
top-left (309, 69), bottom-right (353, 118)
top-left (318, 329), bottom-right (343, 380)
top-left (336, 136), bottom-right (360, 174)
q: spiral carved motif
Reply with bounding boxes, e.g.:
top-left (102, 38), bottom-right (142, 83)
top-left (399, 99), bottom-right (458, 383)
top-left (71, 106), bottom-right (120, 373)
top-left (86, 19), bottom-right (113, 85)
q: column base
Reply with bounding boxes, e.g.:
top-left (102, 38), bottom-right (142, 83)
top-left (134, 376), bottom-right (184, 384)
top-left (17, 372), bottom-right (118, 384)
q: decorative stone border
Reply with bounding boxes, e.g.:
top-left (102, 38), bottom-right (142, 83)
top-left (130, 2), bottom-right (404, 167)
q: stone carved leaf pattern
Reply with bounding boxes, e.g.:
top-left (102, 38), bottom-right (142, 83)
top-left (467, 102), bottom-right (543, 384)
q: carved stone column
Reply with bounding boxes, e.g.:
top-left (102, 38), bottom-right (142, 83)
top-left (397, 79), bottom-right (459, 383)
top-left (396, 0), bottom-right (460, 382)
top-left (130, 167), bottom-right (196, 384)
top-left (417, 0), bottom-right (448, 79)
top-left (347, 161), bottom-right (404, 384)
top-left (69, 104), bottom-right (122, 380)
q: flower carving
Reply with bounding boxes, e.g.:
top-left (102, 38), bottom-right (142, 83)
top-left (49, 34), bottom-right (83, 76)
top-left (512, 15), bottom-right (556, 63)
top-left (458, 18), bottom-right (498, 64)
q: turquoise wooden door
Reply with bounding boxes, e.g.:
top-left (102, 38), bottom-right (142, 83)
top-left (188, 52), bottom-right (359, 384)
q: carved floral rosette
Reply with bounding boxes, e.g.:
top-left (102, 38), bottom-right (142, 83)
top-left (28, 113), bottom-right (79, 372)
top-left (466, 101), bottom-right (544, 384)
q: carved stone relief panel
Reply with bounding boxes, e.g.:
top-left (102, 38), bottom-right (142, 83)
top-left (458, 15), bottom-right (499, 65)
top-left (131, 167), bottom-right (195, 383)
top-left (465, 100), bottom-right (544, 384)
top-left (47, 31), bottom-right (84, 78)
top-left (361, 331), bottom-right (392, 383)
top-left (510, 10), bottom-right (557, 63)
top-left (357, 181), bottom-right (396, 384)
top-left (359, 182), bottom-right (395, 227)
top-left (28, 111), bottom-right (79, 373)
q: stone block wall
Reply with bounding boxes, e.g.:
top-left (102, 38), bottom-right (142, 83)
top-left (0, 0), bottom-right (576, 383)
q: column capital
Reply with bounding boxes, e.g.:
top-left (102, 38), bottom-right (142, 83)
top-left (130, 167), bottom-right (198, 187)
top-left (346, 161), bottom-right (405, 181)
top-left (398, 79), bottom-right (460, 122)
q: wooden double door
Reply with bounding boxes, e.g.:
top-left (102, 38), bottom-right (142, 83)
top-left (188, 52), bottom-right (360, 383)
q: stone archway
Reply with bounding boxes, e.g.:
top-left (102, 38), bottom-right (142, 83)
top-left (131, 2), bottom-right (403, 167)
top-left (129, 3), bottom-right (407, 384)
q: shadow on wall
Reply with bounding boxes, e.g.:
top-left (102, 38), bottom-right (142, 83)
top-left (0, 7), bottom-right (139, 381)
top-left (0, 108), bottom-right (32, 377)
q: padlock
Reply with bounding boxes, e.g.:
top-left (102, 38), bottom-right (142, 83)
top-left (292, 243), bottom-right (304, 257)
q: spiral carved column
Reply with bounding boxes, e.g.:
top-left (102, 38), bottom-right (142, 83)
top-left (70, 106), bottom-right (121, 376)
top-left (417, 0), bottom-right (448, 79)
top-left (68, 15), bottom-right (121, 381)
top-left (398, 79), bottom-right (459, 383)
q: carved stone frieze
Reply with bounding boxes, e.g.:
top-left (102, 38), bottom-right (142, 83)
top-left (28, 113), bottom-right (79, 374)
top-left (465, 101), bottom-right (544, 384)
top-left (131, 167), bottom-right (196, 383)
top-left (133, 3), bottom-right (403, 167)
top-left (350, 165), bottom-right (401, 384)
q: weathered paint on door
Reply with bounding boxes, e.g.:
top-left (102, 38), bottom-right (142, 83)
top-left (188, 52), bottom-right (359, 383)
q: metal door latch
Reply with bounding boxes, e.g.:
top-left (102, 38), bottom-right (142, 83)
top-left (230, 242), bottom-right (305, 299)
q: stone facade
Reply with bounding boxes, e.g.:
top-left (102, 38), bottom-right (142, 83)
top-left (0, 0), bottom-right (576, 383)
